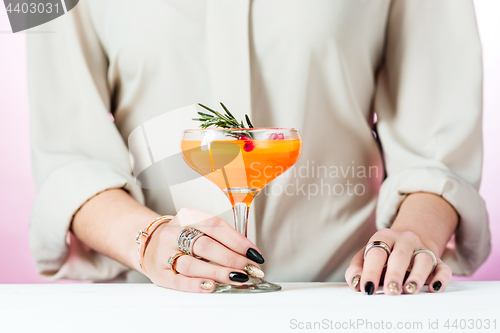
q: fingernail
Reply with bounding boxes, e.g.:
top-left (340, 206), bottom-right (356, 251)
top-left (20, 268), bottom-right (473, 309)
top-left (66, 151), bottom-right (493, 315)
top-left (432, 280), bottom-right (442, 292)
top-left (405, 281), bottom-right (417, 294)
top-left (246, 248), bottom-right (265, 264)
top-left (244, 265), bottom-right (265, 279)
top-left (388, 281), bottom-right (401, 295)
top-left (229, 272), bottom-right (249, 283)
top-left (364, 281), bottom-right (375, 295)
top-left (351, 275), bottom-right (361, 289)
top-left (200, 281), bottom-right (215, 291)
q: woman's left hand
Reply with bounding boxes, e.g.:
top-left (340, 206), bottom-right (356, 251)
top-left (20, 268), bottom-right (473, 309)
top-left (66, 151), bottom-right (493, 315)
top-left (345, 228), bottom-right (452, 295)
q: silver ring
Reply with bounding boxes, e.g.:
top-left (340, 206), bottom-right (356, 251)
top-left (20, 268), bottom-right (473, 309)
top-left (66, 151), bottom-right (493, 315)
top-left (177, 228), bottom-right (205, 258)
top-left (363, 241), bottom-right (391, 267)
top-left (409, 248), bottom-right (437, 273)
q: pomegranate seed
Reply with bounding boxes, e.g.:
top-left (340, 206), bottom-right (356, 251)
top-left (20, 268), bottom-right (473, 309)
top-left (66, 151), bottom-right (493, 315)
top-left (277, 133), bottom-right (284, 140)
top-left (269, 133), bottom-right (278, 140)
top-left (243, 141), bottom-right (255, 152)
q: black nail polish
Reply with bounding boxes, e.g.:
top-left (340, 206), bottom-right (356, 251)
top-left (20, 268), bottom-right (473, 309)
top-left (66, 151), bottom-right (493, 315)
top-left (229, 272), bottom-right (249, 283)
top-left (246, 248), bottom-right (265, 264)
top-left (365, 281), bottom-right (375, 295)
top-left (432, 281), bottom-right (442, 292)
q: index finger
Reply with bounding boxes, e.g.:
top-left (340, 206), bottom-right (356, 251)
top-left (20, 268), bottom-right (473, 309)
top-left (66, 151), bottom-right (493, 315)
top-left (345, 248), bottom-right (364, 291)
top-left (176, 207), bottom-right (265, 263)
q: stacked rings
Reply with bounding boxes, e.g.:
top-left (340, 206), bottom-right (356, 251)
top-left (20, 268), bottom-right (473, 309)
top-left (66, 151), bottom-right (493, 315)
top-left (363, 241), bottom-right (392, 267)
top-left (177, 227), bottom-right (205, 258)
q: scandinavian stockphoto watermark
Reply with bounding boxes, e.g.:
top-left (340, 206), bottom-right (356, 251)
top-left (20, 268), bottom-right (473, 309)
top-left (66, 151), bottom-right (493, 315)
top-left (253, 160), bottom-right (380, 200)
top-left (3, 0), bottom-right (79, 33)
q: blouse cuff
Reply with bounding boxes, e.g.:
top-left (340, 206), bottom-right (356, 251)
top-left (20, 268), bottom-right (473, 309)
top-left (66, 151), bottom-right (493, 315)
top-left (376, 167), bottom-right (491, 276)
top-left (29, 159), bottom-right (145, 281)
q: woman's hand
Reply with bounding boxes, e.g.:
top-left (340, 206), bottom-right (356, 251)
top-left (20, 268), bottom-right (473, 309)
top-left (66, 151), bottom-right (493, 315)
top-left (345, 193), bottom-right (458, 295)
top-left (345, 228), bottom-right (452, 295)
top-left (143, 207), bottom-right (265, 293)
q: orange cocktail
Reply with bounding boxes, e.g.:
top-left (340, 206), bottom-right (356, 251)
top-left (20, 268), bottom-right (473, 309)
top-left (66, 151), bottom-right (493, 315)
top-left (181, 128), bottom-right (302, 293)
top-left (181, 137), bottom-right (302, 206)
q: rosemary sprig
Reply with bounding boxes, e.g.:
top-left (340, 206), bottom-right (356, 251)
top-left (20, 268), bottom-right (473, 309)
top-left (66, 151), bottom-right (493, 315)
top-left (194, 103), bottom-right (255, 138)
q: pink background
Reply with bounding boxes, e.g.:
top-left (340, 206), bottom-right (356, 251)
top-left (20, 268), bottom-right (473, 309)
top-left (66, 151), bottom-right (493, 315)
top-left (0, 1), bottom-right (498, 283)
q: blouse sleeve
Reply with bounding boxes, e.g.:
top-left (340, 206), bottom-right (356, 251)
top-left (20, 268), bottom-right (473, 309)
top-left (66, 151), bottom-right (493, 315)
top-left (27, 2), bottom-right (144, 281)
top-left (374, 0), bottom-right (490, 276)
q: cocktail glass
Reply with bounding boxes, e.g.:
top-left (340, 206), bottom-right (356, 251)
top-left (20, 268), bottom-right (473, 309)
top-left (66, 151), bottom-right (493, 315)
top-left (181, 128), bottom-right (302, 293)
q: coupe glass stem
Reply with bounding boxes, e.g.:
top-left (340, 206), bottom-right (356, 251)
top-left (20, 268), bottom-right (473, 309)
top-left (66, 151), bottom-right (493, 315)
top-left (233, 203), bottom-right (249, 237)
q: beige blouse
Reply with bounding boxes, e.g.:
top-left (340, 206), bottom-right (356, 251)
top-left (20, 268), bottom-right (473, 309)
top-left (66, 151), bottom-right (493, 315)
top-left (28, 0), bottom-right (490, 283)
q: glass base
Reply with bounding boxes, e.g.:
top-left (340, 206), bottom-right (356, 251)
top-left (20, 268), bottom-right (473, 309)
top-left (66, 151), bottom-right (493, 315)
top-left (213, 278), bottom-right (282, 293)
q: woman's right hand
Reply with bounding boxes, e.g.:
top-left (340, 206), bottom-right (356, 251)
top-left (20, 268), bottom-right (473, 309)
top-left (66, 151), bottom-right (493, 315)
top-left (142, 207), bottom-right (265, 293)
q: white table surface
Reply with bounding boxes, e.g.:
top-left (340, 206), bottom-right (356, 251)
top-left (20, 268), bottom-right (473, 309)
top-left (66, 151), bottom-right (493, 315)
top-left (0, 282), bottom-right (499, 333)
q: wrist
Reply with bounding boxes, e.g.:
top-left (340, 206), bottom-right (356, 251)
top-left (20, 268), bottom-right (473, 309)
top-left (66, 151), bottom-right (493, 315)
top-left (390, 192), bottom-right (458, 257)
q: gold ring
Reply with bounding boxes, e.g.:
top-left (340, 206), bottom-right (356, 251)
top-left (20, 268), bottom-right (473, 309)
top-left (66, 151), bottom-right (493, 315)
top-left (168, 252), bottom-right (187, 274)
top-left (363, 241), bottom-right (391, 266)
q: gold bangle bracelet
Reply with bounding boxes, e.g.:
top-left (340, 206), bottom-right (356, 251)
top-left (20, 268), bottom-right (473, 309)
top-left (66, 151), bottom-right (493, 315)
top-left (136, 215), bottom-right (175, 274)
